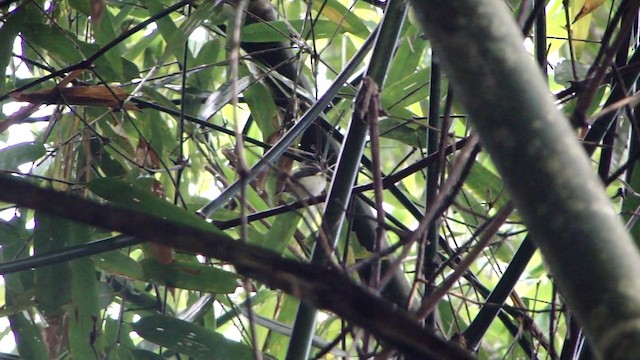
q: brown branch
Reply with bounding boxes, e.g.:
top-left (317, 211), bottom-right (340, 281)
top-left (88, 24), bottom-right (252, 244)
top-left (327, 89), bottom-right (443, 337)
top-left (0, 175), bottom-right (472, 360)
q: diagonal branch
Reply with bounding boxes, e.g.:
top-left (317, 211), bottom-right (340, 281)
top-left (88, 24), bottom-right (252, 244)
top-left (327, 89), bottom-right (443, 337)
top-left (0, 175), bottom-right (472, 360)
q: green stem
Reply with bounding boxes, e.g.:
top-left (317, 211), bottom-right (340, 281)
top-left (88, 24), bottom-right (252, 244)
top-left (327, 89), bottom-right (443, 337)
top-left (286, 1), bottom-right (408, 358)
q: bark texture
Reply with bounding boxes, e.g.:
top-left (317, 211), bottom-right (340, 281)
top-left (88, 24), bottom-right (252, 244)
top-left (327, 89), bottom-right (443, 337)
top-left (409, 1), bottom-right (640, 358)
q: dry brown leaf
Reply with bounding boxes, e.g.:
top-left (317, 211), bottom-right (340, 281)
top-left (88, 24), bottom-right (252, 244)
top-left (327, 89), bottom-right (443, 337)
top-left (135, 138), bottom-right (161, 169)
top-left (11, 85), bottom-right (136, 109)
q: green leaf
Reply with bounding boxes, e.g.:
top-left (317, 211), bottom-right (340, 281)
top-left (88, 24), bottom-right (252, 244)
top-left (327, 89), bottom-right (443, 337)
top-left (93, 6), bottom-right (124, 79)
top-left (244, 80), bottom-right (278, 138)
top-left (7, 313), bottom-right (48, 359)
top-left (133, 315), bottom-right (257, 359)
top-left (192, 39), bottom-right (223, 89)
top-left (0, 142), bottom-right (46, 171)
top-left (493, 240), bottom-right (519, 263)
top-left (33, 212), bottom-right (72, 318)
top-left (259, 212), bottom-right (301, 254)
top-left (1, 215), bottom-right (48, 360)
top-left (68, 256), bottom-right (102, 357)
top-left (386, 25), bottom-right (427, 87)
top-left (96, 281), bottom-right (116, 309)
top-left (198, 76), bottom-right (252, 120)
top-left (67, 223), bottom-right (103, 359)
top-left (159, 1), bottom-right (224, 66)
top-left (94, 249), bottom-right (144, 280)
top-left (381, 67), bottom-right (431, 109)
top-left (143, 0), bottom-right (192, 63)
top-left (378, 117), bottom-right (427, 147)
top-left (311, 0), bottom-right (369, 38)
top-left (67, 0), bottom-right (91, 15)
top-left (103, 316), bottom-right (136, 350)
top-left (569, 0), bottom-right (595, 60)
top-left (129, 349), bottom-right (164, 359)
top-left (265, 294), bottom-right (298, 357)
top-left (93, 140), bottom-right (128, 177)
top-left (464, 160), bottom-right (510, 210)
top-left (123, 30), bottom-right (160, 61)
top-left (0, 8), bottom-right (23, 92)
top-left (21, 23), bottom-right (84, 65)
top-left (106, 343), bottom-right (134, 360)
top-left (86, 178), bottom-right (228, 237)
top-left (141, 258), bottom-right (238, 293)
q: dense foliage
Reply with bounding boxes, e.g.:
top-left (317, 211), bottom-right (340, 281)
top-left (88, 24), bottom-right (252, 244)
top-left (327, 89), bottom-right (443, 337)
top-left (0, 0), bottom-right (638, 359)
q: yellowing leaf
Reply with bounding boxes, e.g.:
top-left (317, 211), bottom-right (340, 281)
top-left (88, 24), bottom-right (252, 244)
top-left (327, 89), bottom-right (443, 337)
top-left (573, 0), bottom-right (605, 23)
top-left (311, 0), bottom-right (369, 37)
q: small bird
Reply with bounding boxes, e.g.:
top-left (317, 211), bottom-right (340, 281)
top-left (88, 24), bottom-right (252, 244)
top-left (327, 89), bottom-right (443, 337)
top-left (283, 163), bottom-right (327, 198)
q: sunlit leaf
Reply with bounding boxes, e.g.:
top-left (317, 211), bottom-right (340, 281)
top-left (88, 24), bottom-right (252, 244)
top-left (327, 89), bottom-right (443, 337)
top-left (133, 315), bottom-right (258, 359)
top-left (464, 160), bottom-right (510, 211)
top-left (198, 76), bottom-right (252, 120)
top-left (381, 67), bottom-right (431, 109)
top-left (311, 0), bottom-right (369, 38)
top-left (573, 0), bottom-right (605, 23)
top-left (0, 7), bottom-right (24, 92)
top-left (0, 142), bottom-right (45, 171)
top-left (143, 0), bottom-right (192, 63)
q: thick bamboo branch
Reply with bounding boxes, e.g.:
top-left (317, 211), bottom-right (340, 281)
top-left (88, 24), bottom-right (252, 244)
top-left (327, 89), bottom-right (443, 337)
top-left (408, 1), bottom-right (640, 358)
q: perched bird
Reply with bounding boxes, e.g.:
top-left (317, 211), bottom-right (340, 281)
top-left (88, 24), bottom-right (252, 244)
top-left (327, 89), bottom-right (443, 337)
top-left (283, 163), bottom-right (327, 198)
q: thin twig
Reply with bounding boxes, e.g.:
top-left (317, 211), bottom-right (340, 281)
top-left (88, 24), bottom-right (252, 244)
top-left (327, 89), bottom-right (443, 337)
top-left (415, 202), bottom-right (515, 320)
top-left (230, 2), bottom-right (262, 359)
top-left (378, 134), bottom-right (480, 290)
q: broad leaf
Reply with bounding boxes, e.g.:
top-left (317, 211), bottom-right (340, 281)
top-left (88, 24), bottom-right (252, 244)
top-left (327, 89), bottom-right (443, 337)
top-left (0, 142), bottom-right (45, 171)
top-left (87, 178), bottom-right (228, 237)
top-left (140, 258), bottom-right (239, 293)
top-left (133, 315), bottom-right (258, 359)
